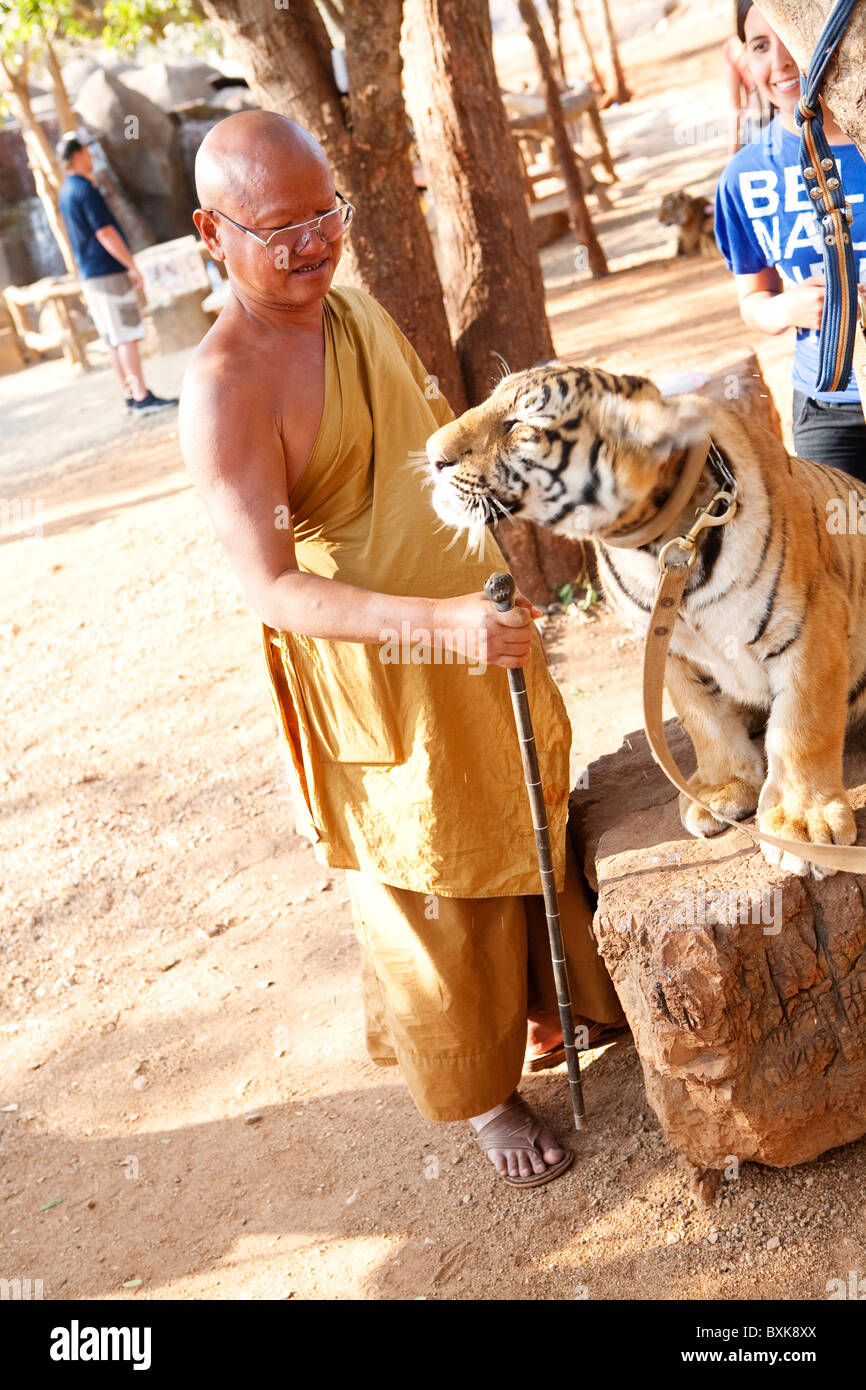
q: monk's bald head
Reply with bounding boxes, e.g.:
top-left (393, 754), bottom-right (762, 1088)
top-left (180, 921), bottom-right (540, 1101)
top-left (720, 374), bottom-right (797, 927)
top-left (195, 111), bottom-right (331, 223)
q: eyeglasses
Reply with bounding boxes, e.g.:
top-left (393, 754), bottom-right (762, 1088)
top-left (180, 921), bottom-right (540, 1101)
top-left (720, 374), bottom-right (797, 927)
top-left (203, 192), bottom-right (355, 261)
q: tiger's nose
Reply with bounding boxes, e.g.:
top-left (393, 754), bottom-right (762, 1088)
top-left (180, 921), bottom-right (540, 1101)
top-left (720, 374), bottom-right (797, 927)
top-left (432, 455), bottom-right (457, 471)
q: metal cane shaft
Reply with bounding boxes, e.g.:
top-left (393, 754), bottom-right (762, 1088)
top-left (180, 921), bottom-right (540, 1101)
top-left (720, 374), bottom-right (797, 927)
top-left (484, 572), bottom-right (586, 1130)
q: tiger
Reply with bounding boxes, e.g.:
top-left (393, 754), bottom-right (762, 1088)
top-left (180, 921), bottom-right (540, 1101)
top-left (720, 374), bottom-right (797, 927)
top-left (425, 363), bottom-right (866, 880)
top-left (658, 190), bottom-right (719, 258)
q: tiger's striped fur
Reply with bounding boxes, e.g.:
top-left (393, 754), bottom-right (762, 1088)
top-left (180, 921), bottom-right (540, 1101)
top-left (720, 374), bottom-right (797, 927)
top-left (426, 363), bottom-right (866, 878)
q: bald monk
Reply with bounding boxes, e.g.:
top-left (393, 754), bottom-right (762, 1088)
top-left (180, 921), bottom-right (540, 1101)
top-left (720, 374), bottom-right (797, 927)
top-left (180, 110), bottom-right (624, 1186)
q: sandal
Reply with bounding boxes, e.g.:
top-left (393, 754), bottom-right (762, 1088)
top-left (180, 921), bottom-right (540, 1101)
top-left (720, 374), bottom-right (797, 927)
top-left (525, 1015), bottom-right (631, 1073)
top-left (471, 1096), bottom-right (574, 1187)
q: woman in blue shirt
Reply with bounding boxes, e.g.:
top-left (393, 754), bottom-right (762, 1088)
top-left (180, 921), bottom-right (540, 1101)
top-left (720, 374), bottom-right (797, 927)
top-left (714, 2), bottom-right (866, 478)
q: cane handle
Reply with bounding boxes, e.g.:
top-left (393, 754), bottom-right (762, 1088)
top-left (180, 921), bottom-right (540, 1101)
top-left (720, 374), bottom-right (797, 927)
top-left (483, 571), bottom-right (515, 612)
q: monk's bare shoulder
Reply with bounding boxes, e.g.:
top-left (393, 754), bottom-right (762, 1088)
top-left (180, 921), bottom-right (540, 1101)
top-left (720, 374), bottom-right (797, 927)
top-left (180, 317), bottom-right (278, 484)
top-left (178, 315), bottom-right (304, 619)
top-left (181, 304), bottom-right (325, 495)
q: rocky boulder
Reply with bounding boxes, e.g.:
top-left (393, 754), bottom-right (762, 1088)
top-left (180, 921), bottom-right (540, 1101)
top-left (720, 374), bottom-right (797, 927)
top-left (74, 69), bottom-right (192, 241)
top-left (118, 61), bottom-right (225, 111)
top-left (570, 720), bottom-right (866, 1173)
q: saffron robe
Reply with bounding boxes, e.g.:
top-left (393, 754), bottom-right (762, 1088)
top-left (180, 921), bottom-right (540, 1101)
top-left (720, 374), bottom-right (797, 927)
top-left (261, 285), bottom-right (573, 898)
top-left (259, 284), bottom-right (621, 1119)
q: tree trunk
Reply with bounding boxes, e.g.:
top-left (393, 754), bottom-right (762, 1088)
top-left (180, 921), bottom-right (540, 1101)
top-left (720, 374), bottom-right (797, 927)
top-left (758, 0), bottom-right (866, 155)
top-left (200, 0), bottom-right (465, 407)
top-left (403, 0), bottom-right (594, 603)
top-left (318, 0), bottom-right (345, 35)
top-left (570, 1), bottom-right (605, 93)
top-left (402, 0), bottom-right (554, 406)
top-left (546, 0), bottom-right (567, 84)
top-left (595, 0), bottom-right (631, 107)
top-left (341, 0), bottom-right (465, 407)
top-left (0, 54), bottom-right (76, 273)
top-left (42, 33), bottom-right (76, 132)
top-left (517, 0), bottom-right (609, 277)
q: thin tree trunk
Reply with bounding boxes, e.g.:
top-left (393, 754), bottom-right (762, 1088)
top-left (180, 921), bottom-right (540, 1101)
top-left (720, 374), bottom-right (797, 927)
top-left (570, 1), bottom-right (605, 92)
top-left (42, 33), bottom-right (76, 132)
top-left (595, 0), bottom-right (631, 107)
top-left (547, 0), bottom-right (567, 84)
top-left (0, 54), bottom-right (76, 273)
top-left (517, 0), bottom-right (608, 277)
top-left (759, 0), bottom-right (866, 156)
top-left (200, 0), bottom-right (465, 408)
top-left (402, 0), bottom-right (555, 405)
top-left (317, 0), bottom-right (345, 35)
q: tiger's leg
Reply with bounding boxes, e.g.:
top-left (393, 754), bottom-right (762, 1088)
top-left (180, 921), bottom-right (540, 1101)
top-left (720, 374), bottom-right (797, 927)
top-left (664, 653), bottom-right (766, 838)
top-left (757, 620), bottom-right (856, 880)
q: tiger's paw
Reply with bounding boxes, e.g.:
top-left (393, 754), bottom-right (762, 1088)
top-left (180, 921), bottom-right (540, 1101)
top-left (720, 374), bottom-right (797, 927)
top-left (679, 776), bottom-right (761, 839)
top-left (758, 795), bottom-right (857, 880)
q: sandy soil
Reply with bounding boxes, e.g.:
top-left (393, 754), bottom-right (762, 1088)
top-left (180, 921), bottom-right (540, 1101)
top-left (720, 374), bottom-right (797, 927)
top-left (2, 0), bottom-right (863, 1302)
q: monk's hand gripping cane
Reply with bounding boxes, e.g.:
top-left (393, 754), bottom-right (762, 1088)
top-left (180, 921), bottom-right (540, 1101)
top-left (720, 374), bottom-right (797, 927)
top-left (483, 571), bottom-right (587, 1131)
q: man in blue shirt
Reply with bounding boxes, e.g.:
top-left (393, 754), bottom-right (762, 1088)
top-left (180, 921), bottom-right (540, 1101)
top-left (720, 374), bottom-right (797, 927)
top-left (57, 132), bottom-right (177, 416)
top-left (714, 3), bottom-right (865, 478)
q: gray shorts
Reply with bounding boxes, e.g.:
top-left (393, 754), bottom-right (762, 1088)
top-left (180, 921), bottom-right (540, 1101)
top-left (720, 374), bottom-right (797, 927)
top-left (81, 271), bottom-right (145, 348)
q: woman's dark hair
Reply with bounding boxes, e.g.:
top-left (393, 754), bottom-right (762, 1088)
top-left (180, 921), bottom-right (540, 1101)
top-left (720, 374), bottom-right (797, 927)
top-left (734, 0), bottom-right (778, 127)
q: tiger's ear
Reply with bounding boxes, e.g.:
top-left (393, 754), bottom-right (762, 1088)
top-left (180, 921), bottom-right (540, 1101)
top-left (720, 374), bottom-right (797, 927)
top-left (600, 391), bottom-right (709, 462)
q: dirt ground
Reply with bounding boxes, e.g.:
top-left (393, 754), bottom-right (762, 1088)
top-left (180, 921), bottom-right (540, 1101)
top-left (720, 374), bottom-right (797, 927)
top-left (2, 1), bottom-right (864, 1302)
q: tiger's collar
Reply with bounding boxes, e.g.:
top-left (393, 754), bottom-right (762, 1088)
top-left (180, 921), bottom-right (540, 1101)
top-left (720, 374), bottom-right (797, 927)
top-left (599, 435), bottom-right (714, 550)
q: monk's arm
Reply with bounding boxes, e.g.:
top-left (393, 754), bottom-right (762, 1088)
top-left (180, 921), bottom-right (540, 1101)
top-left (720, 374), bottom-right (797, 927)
top-left (179, 371), bottom-right (537, 664)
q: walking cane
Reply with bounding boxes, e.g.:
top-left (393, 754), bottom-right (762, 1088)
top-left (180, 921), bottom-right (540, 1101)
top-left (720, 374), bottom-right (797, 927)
top-left (484, 571), bottom-right (586, 1131)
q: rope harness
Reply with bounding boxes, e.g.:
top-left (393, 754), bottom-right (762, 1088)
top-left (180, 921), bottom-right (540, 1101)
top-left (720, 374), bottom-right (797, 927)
top-left (794, 0), bottom-right (864, 393)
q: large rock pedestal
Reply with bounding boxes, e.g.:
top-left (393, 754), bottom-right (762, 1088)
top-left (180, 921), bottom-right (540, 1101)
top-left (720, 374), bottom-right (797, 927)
top-left (569, 721), bottom-right (866, 1170)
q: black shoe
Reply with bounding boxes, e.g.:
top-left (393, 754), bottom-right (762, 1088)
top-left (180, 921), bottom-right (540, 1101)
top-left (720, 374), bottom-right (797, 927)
top-left (128, 390), bottom-right (178, 417)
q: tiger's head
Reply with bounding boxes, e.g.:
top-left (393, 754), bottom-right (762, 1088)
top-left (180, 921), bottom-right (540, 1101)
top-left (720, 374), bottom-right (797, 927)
top-left (425, 363), bottom-right (709, 545)
top-left (658, 190), bottom-right (712, 228)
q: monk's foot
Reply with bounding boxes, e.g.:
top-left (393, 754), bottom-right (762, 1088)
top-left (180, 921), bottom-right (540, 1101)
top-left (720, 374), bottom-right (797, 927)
top-left (525, 1009), bottom-right (631, 1070)
top-left (525, 1008), bottom-right (562, 1061)
top-left (468, 1090), bottom-right (572, 1185)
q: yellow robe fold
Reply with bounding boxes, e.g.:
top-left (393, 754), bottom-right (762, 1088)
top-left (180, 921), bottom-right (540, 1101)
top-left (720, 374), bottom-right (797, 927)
top-left (261, 284), bottom-right (572, 898)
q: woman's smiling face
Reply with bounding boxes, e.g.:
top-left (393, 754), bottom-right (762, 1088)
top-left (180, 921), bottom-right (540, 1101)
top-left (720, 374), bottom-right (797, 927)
top-left (742, 5), bottom-right (800, 116)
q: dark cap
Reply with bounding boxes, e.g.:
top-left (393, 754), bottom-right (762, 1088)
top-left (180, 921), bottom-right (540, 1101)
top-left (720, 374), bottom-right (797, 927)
top-left (56, 131), bottom-right (89, 163)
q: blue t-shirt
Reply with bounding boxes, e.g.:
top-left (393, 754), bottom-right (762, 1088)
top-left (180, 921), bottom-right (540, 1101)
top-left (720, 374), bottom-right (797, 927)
top-left (58, 174), bottom-right (129, 280)
top-left (715, 117), bottom-right (865, 402)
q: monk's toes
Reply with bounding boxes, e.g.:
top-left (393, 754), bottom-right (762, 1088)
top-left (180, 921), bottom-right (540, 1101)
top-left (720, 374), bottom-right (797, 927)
top-left (536, 1125), bottom-right (565, 1168)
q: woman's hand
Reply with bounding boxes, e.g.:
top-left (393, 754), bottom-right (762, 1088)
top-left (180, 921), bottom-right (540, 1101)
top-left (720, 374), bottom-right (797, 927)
top-left (781, 275), bottom-right (826, 330)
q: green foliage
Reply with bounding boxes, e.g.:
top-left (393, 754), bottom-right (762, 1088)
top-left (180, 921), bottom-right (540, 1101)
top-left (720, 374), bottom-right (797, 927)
top-left (0, 0), bottom-right (205, 58)
top-left (556, 575), bottom-right (600, 610)
top-left (99, 1), bottom-right (205, 52)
